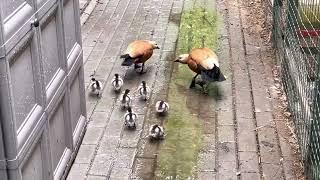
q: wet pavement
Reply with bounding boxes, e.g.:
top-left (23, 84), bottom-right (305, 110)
top-left (67, 0), bottom-right (301, 179)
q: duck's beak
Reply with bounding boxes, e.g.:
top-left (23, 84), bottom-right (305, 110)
top-left (155, 46), bottom-right (160, 49)
top-left (174, 59), bottom-right (180, 62)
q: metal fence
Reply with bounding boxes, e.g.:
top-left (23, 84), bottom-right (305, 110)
top-left (272, 0), bottom-right (320, 179)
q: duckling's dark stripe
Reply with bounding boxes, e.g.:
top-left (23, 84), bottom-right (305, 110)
top-left (122, 93), bottom-right (129, 103)
top-left (95, 80), bottom-right (101, 88)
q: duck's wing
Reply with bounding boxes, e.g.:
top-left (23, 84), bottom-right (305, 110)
top-left (190, 48), bottom-right (219, 70)
top-left (126, 41), bottom-right (153, 60)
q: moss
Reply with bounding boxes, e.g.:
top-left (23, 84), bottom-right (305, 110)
top-left (156, 6), bottom-right (220, 180)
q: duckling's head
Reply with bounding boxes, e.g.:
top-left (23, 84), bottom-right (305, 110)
top-left (142, 81), bottom-right (146, 86)
top-left (91, 77), bottom-right (96, 81)
top-left (124, 89), bottom-right (130, 94)
top-left (115, 73), bottom-right (119, 78)
top-left (147, 41), bottom-right (160, 49)
top-left (174, 54), bottom-right (189, 64)
top-left (127, 107), bottom-right (132, 113)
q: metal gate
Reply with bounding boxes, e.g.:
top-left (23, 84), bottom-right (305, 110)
top-left (0, 0), bottom-right (87, 179)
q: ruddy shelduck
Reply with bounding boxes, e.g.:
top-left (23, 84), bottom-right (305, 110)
top-left (175, 48), bottom-right (226, 88)
top-left (120, 40), bottom-right (160, 74)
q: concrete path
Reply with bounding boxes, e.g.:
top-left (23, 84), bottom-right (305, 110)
top-left (67, 0), bottom-right (302, 179)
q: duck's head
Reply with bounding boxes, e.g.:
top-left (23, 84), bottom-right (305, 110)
top-left (174, 54), bottom-right (189, 64)
top-left (124, 89), bottom-right (130, 94)
top-left (147, 41), bottom-right (160, 49)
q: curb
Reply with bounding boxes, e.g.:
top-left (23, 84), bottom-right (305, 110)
top-left (80, 0), bottom-right (98, 26)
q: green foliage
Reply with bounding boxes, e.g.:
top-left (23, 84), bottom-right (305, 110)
top-left (178, 7), bottom-right (220, 53)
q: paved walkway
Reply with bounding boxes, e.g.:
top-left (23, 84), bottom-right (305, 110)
top-left (67, 0), bottom-right (302, 179)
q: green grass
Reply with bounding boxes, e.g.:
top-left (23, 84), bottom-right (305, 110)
top-left (178, 7), bottom-right (220, 53)
top-left (156, 7), bottom-right (220, 179)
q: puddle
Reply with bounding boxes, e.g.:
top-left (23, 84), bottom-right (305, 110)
top-left (155, 6), bottom-right (221, 179)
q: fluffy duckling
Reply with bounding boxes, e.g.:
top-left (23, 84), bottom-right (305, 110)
top-left (121, 89), bottom-right (131, 109)
top-left (175, 48), bottom-right (226, 89)
top-left (138, 81), bottom-right (150, 101)
top-left (149, 124), bottom-right (165, 140)
top-left (124, 107), bottom-right (137, 129)
top-left (111, 73), bottom-right (123, 92)
top-left (120, 40), bottom-right (160, 74)
top-left (89, 77), bottom-right (102, 97)
top-left (155, 100), bottom-right (169, 115)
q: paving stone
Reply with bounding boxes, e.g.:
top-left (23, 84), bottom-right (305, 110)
top-left (218, 125), bottom-right (235, 142)
top-left (97, 136), bottom-right (119, 154)
top-left (255, 111), bottom-right (274, 128)
top-left (113, 148), bottom-right (136, 168)
top-left (261, 163), bottom-right (284, 180)
top-left (217, 161), bottom-right (237, 180)
top-left (240, 172), bottom-right (260, 179)
top-left (239, 152), bottom-right (259, 173)
top-left (104, 111), bottom-right (124, 137)
top-left (86, 175), bottom-right (107, 180)
top-left (74, 144), bottom-right (96, 164)
top-left (237, 126), bottom-right (257, 152)
top-left (252, 91), bottom-right (272, 113)
top-left (89, 154), bottom-right (113, 176)
top-left (109, 167), bottom-right (132, 179)
top-left (217, 142), bottom-right (236, 162)
top-left (237, 117), bottom-right (255, 130)
top-left (201, 134), bottom-right (215, 152)
top-left (258, 127), bottom-right (281, 164)
top-left (89, 111), bottom-right (110, 127)
top-left (82, 125), bottom-right (104, 145)
top-left (120, 129), bottom-right (142, 148)
top-left (67, 163), bottom-right (89, 180)
top-left (217, 110), bottom-right (234, 126)
top-left (198, 152), bottom-right (216, 171)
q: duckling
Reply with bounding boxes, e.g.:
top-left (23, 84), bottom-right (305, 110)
top-left (155, 100), bottom-right (169, 115)
top-left (149, 124), bottom-right (165, 140)
top-left (121, 89), bottom-right (131, 109)
top-left (89, 77), bottom-right (102, 97)
top-left (138, 81), bottom-right (150, 101)
top-left (120, 40), bottom-right (160, 74)
top-left (174, 48), bottom-right (226, 89)
top-left (124, 107), bottom-right (137, 129)
top-left (111, 73), bottom-right (123, 92)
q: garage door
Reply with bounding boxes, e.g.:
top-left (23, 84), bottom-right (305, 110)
top-left (0, 0), bottom-right (86, 179)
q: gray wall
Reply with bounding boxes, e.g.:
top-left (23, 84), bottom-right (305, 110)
top-left (0, 0), bottom-right (87, 179)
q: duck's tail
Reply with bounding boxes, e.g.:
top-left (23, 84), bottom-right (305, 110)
top-left (201, 66), bottom-right (226, 82)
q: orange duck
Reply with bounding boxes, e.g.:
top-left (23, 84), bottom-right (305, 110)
top-left (175, 48), bottom-right (226, 88)
top-left (120, 40), bottom-right (160, 74)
